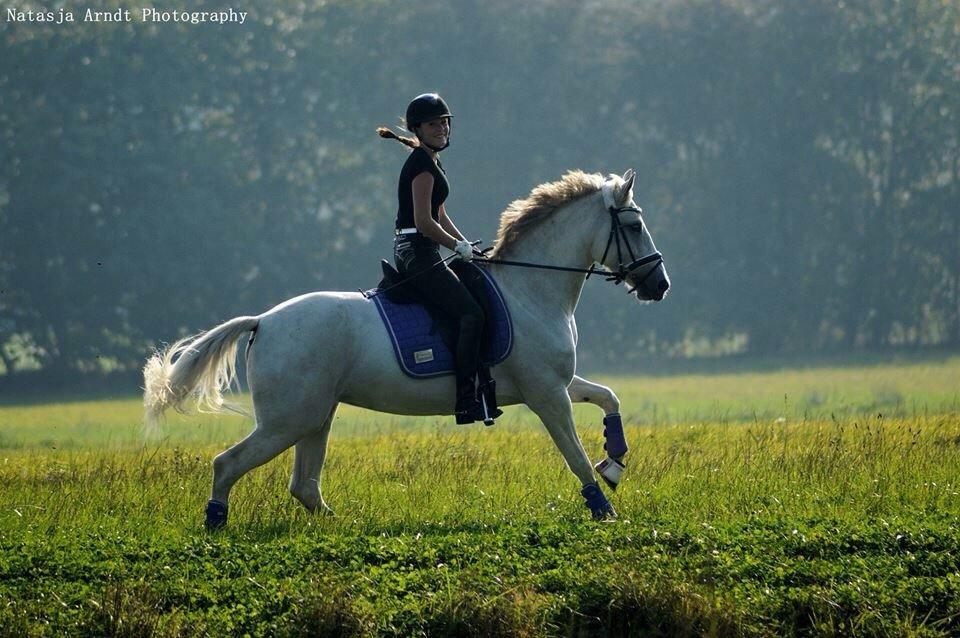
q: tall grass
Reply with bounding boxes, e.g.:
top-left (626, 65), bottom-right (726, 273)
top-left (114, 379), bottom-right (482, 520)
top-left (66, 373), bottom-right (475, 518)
top-left (2, 415), bottom-right (957, 535)
top-left (1, 358), bottom-right (958, 636)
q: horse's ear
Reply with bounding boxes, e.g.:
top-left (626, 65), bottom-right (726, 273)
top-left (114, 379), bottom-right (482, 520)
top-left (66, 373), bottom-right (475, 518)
top-left (616, 169), bottom-right (636, 204)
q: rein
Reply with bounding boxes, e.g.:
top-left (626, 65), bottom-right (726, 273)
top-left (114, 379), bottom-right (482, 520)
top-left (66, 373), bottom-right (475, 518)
top-left (360, 253), bottom-right (459, 300)
top-left (475, 205), bottom-right (664, 294)
top-left (363, 205), bottom-right (664, 299)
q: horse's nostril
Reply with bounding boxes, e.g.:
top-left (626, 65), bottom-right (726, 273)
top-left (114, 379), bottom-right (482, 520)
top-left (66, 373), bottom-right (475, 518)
top-left (658, 280), bottom-right (669, 292)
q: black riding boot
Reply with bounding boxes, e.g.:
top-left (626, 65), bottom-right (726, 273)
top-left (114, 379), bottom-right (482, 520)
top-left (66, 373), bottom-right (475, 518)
top-left (455, 373), bottom-right (484, 424)
top-left (453, 306), bottom-right (485, 425)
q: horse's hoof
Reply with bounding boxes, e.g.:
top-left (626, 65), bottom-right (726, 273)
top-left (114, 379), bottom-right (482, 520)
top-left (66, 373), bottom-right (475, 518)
top-left (205, 499), bottom-right (228, 531)
top-left (594, 456), bottom-right (625, 491)
top-left (580, 482), bottom-right (615, 520)
top-left (591, 503), bottom-right (617, 521)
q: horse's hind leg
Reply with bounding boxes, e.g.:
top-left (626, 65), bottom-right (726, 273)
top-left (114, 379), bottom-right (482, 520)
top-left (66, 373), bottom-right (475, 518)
top-left (210, 427), bottom-right (300, 500)
top-left (207, 421), bottom-right (303, 529)
top-left (289, 403), bottom-right (338, 514)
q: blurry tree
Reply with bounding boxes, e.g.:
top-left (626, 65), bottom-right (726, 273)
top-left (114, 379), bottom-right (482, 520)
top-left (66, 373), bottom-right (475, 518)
top-left (0, 0), bottom-right (957, 384)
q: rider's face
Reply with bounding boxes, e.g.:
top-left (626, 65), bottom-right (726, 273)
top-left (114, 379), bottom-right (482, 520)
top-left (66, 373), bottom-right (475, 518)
top-left (417, 117), bottom-right (450, 148)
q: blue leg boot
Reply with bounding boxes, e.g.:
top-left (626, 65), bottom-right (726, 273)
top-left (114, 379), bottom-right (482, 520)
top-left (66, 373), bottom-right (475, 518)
top-left (594, 412), bottom-right (628, 490)
top-left (205, 499), bottom-right (228, 531)
top-left (581, 482), bottom-right (617, 520)
top-left (602, 412), bottom-right (628, 458)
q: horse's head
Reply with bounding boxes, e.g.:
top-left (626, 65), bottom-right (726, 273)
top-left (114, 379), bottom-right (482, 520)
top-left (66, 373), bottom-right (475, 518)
top-left (595, 170), bottom-right (670, 302)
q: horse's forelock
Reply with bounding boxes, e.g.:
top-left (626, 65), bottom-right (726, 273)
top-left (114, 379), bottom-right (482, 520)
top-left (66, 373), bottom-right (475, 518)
top-left (490, 170), bottom-right (605, 258)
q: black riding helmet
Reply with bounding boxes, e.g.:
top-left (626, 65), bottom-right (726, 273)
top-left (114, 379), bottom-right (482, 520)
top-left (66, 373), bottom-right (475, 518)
top-left (405, 93), bottom-right (453, 151)
top-left (405, 93), bottom-right (453, 130)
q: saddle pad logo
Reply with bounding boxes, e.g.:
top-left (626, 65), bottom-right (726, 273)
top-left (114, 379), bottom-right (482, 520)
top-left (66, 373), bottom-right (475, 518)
top-left (414, 349), bottom-right (434, 364)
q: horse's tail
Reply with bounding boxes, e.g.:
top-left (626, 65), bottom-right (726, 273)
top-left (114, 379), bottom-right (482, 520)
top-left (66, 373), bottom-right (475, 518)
top-left (143, 315), bottom-right (260, 426)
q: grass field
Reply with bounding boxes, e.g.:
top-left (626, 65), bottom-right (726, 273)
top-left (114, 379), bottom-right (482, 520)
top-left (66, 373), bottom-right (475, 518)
top-left (1, 357), bottom-right (959, 636)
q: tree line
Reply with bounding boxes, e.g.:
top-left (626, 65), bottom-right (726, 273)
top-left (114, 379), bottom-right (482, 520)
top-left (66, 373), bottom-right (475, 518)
top-left (1, 0), bottom-right (957, 384)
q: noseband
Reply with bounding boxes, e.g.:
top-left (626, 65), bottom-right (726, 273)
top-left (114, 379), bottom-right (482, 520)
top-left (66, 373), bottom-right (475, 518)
top-left (589, 205), bottom-right (664, 294)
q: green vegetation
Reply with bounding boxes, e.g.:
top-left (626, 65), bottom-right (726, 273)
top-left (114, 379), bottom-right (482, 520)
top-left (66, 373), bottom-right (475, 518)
top-left (1, 360), bottom-right (959, 635)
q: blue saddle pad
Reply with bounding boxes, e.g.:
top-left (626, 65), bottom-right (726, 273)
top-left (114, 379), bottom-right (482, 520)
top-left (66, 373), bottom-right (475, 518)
top-left (369, 263), bottom-right (513, 378)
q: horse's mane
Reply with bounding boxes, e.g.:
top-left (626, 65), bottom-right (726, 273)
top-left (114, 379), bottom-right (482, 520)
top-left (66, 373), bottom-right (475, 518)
top-left (490, 170), bottom-right (605, 258)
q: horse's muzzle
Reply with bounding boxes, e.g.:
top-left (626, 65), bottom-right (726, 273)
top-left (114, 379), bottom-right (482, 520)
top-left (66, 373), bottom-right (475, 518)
top-left (652, 279), bottom-right (670, 300)
top-left (631, 264), bottom-right (670, 301)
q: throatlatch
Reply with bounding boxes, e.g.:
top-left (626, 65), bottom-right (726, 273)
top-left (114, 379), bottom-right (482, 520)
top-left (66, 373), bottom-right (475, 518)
top-left (594, 412), bottom-right (628, 490)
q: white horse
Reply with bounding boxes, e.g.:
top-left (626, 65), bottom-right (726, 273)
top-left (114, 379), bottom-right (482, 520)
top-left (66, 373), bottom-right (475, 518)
top-left (143, 169), bottom-right (670, 528)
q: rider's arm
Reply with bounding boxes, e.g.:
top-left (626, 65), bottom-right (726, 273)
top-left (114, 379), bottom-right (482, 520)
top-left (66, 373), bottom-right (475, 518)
top-left (412, 172), bottom-right (458, 250)
top-left (437, 204), bottom-right (466, 242)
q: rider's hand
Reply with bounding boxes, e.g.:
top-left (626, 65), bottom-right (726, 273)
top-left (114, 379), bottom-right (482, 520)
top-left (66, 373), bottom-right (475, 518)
top-left (453, 239), bottom-right (474, 262)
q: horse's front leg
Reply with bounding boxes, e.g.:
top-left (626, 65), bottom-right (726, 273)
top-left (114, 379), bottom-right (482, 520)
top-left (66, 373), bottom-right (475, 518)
top-left (567, 375), bottom-right (627, 491)
top-left (527, 387), bottom-right (616, 520)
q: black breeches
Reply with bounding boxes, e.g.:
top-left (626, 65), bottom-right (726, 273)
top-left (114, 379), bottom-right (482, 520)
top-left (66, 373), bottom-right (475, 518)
top-left (394, 236), bottom-right (485, 381)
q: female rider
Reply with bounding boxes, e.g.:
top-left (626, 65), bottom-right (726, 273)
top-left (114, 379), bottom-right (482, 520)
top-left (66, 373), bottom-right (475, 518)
top-left (377, 93), bottom-right (487, 424)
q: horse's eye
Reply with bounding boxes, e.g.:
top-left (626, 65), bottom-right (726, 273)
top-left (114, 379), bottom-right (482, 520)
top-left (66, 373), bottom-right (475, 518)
top-left (628, 223), bottom-right (644, 232)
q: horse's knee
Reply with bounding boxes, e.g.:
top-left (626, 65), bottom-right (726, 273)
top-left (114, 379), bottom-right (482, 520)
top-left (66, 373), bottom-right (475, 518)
top-left (594, 386), bottom-right (619, 415)
top-left (605, 390), bottom-right (620, 415)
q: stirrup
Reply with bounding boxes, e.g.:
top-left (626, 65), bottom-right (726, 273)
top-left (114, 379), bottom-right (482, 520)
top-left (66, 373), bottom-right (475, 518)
top-left (477, 374), bottom-right (502, 426)
top-left (478, 389), bottom-right (501, 426)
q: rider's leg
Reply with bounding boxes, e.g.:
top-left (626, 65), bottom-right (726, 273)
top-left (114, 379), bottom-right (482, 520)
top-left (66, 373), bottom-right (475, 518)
top-left (412, 265), bottom-right (486, 423)
top-left (396, 243), bottom-right (487, 422)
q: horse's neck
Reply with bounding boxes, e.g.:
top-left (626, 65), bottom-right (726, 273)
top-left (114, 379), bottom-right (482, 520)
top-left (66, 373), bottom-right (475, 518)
top-left (491, 196), bottom-right (602, 318)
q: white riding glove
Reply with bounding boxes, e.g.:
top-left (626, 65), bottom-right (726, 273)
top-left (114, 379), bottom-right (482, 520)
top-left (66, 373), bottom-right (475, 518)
top-left (453, 239), bottom-right (474, 262)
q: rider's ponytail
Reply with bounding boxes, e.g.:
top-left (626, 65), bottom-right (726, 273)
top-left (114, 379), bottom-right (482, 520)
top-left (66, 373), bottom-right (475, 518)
top-left (377, 126), bottom-right (419, 149)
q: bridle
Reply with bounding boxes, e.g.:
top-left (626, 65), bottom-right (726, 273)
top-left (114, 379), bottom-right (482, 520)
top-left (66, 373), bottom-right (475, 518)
top-left (588, 204), bottom-right (664, 293)
top-left (476, 203), bottom-right (664, 295)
